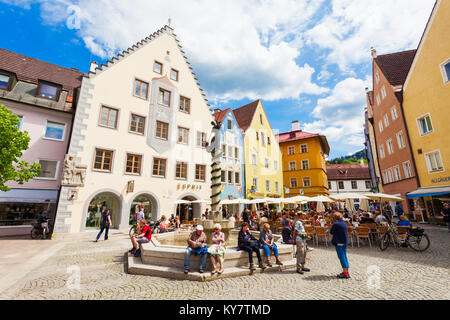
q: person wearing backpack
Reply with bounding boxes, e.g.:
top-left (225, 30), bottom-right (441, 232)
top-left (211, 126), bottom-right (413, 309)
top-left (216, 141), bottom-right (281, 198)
top-left (95, 209), bottom-right (112, 242)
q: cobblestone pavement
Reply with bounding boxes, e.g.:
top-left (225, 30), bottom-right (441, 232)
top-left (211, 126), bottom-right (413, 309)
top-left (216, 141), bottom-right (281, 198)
top-left (0, 224), bottom-right (448, 300)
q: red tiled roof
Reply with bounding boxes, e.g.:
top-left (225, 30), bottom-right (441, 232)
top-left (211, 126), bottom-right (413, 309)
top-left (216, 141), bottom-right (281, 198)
top-left (0, 48), bottom-right (84, 95)
top-left (276, 130), bottom-right (320, 143)
top-left (232, 99), bottom-right (260, 132)
top-left (375, 49), bottom-right (417, 86)
top-left (214, 108), bottom-right (231, 123)
top-left (326, 163), bottom-right (371, 180)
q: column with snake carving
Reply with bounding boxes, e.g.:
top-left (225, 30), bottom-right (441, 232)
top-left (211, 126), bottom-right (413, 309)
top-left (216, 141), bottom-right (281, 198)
top-left (210, 150), bottom-right (223, 220)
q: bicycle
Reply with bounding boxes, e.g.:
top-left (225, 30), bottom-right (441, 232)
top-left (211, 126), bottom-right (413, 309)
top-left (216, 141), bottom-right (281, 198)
top-left (379, 223), bottom-right (430, 252)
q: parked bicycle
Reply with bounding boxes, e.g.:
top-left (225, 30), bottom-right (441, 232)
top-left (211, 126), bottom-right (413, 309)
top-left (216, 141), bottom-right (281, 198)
top-left (379, 223), bottom-right (430, 252)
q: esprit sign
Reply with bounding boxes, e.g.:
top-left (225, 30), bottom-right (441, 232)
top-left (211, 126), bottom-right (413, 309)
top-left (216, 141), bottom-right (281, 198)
top-left (431, 176), bottom-right (450, 184)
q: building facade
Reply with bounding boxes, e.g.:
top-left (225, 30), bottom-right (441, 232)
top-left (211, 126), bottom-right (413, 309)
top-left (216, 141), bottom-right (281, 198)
top-left (327, 162), bottom-right (372, 208)
top-left (370, 48), bottom-right (420, 218)
top-left (233, 100), bottom-right (283, 200)
top-left (402, 0), bottom-right (450, 222)
top-left (53, 26), bottom-right (213, 234)
top-left (213, 109), bottom-right (245, 214)
top-left (0, 48), bottom-right (83, 236)
top-left (364, 90), bottom-right (384, 193)
top-left (277, 121), bottom-right (330, 198)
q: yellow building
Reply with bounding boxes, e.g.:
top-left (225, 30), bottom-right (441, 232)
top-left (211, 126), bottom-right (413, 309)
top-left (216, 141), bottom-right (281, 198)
top-left (276, 121), bottom-right (330, 197)
top-left (233, 100), bottom-right (283, 199)
top-left (403, 0), bottom-right (450, 221)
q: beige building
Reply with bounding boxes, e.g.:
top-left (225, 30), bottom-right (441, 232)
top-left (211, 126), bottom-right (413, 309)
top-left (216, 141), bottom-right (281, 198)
top-left (53, 26), bottom-right (213, 234)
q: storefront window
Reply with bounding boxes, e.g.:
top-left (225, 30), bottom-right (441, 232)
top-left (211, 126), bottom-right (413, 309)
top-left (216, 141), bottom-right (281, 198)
top-left (0, 203), bottom-right (48, 226)
top-left (86, 194), bottom-right (119, 229)
top-left (129, 195), bottom-right (153, 225)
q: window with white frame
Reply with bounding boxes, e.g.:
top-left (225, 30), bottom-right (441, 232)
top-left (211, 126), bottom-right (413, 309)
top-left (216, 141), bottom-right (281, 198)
top-left (44, 121), bottom-right (66, 141)
top-left (381, 86), bottom-right (387, 99)
top-left (274, 161), bottom-right (278, 171)
top-left (261, 132), bottom-right (266, 146)
top-left (425, 150), bottom-right (444, 172)
top-left (265, 158), bottom-right (269, 169)
top-left (376, 94), bottom-right (381, 106)
top-left (289, 161), bottom-right (296, 171)
top-left (394, 166), bottom-right (401, 181)
top-left (288, 146), bottom-right (295, 155)
top-left (379, 121), bottom-right (383, 133)
top-left (228, 171), bottom-right (233, 184)
top-left (222, 144), bottom-right (226, 158)
top-left (384, 114), bottom-right (389, 127)
top-left (396, 131), bottom-right (406, 149)
top-left (301, 160), bottom-right (309, 170)
top-left (379, 144), bottom-right (385, 159)
top-left (351, 181), bottom-right (357, 189)
top-left (235, 147), bottom-right (239, 159)
top-left (387, 139), bottom-right (394, 155)
top-left (383, 170), bottom-right (389, 184)
top-left (265, 180), bottom-right (270, 192)
top-left (275, 181), bottom-right (279, 193)
top-left (403, 161), bottom-right (413, 178)
top-left (252, 154), bottom-right (257, 166)
top-left (365, 180), bottom-right (372, 189)
top-left (388, 168), bottom-right (394, 182)
top-left (235, 172), bottom-right (240, 185)
top-left (391, 106), bottom-right (398, 120)
top-left (440, 59), bottom-right (450, 84)
top-left (252, 178), bottom-right (258, 191)
top-left (221, 170), bottom-right (226, 183)
top-left (36, 159), bottom-right (58, 180)
top-left (290, 178), bottom-right (298, 188)
top-left (301, 144), bottom-right (308, 153)
top-left (228, 146), bottom-right (233, 159)
top-left (417, 114), bottom-right (433, 136)
top-left (375, 72), bottom-right (380, 84)
top-left (303, 177), bottom-right (311, 187)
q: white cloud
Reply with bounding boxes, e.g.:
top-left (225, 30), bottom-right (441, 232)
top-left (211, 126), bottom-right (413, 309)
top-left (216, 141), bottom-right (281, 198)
top-left (305, 0), bottom-right (435, 71)
top-left (13, 0), bottom-right (329, 102)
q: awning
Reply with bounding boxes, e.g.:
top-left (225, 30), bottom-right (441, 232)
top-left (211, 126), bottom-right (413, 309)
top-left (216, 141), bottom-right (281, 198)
top-left (406, 186), bottom-right (450, 199)
top-left (0, 188), bottom-right (59, 203)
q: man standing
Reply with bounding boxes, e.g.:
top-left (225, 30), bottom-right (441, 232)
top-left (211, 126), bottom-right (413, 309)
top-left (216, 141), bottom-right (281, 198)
top-left (242, 207), bottom-right (250, 223)
top-left (184, 225), bottom-right (208, 274)
top-left (292, 215), bottom-right (310, 274)
top-left (440, 202), bottom-right (450, 232)
top-left (395, 202), bottom-right (404, 218)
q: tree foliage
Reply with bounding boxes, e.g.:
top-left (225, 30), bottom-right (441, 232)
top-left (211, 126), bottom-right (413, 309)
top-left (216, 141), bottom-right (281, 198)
top-left (0, 104), bottom-right (41, 191)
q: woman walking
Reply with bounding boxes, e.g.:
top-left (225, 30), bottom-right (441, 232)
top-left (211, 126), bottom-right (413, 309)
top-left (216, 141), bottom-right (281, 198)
top-left (208, 224), bottom-right (226, 274)
top-left (259, 223), bottom-right (283, 267)
top-left (95, 209), bottom-right (112, 242)
top-left (330, 212), bottom-right (350, 279)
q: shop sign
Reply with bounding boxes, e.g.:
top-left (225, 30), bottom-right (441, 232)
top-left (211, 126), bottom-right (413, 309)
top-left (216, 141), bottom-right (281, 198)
top-left (431, 176), bottom-right (450, 184)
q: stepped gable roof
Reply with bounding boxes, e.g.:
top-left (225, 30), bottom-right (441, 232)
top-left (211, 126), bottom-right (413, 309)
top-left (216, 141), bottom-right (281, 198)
top-left (87, 25), bottom-right (210, 107)
top-left (326, 163), bottom-right (371, 180)
top-left (374, 49), bottom-right (417, 86)
top-left (0, 48), bottom-right (84, 96)
top-left (214, 108), bottom-right (231, 123)
top-left (232, 99), bottom-right (260, 132)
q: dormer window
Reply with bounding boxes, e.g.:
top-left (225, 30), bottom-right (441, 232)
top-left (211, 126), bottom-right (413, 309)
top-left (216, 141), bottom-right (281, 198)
top-left (0, 70), bottom-right (15, 91)
top-left (37, 81), bottom-right (61, 101)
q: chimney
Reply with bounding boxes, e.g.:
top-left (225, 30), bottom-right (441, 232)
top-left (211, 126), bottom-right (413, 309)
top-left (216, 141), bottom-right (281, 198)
top-left (89, 61), bottom-right (98, 73)
top-left (291, 120), bottom-right (300, 132)
top-left (371, 48), bottom-right (377, 58)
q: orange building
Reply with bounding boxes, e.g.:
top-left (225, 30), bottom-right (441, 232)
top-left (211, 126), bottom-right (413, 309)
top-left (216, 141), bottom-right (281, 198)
top-left (276, 121), bottom-right (330, 197)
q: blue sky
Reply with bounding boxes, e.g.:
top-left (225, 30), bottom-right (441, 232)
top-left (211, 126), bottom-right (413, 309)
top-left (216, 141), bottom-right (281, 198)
top-left (0, 0), bottom-right (436, 159)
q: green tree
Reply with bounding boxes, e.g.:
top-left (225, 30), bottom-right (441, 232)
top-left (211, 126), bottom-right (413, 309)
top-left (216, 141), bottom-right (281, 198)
top-left (0, 104), bottom-right (41, 191)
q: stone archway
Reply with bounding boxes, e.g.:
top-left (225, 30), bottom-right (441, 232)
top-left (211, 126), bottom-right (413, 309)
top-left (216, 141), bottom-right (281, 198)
top-left (176, 194), bottom-right (201, 221)
top-left (82, 189), bottom-right (122, 232)
top-left (128, 192), bottom-right (159, 223)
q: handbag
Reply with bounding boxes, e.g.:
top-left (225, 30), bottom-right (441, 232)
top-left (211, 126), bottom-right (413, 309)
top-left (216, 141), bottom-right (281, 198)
top-left (248, 239), bottom-right (259, 248)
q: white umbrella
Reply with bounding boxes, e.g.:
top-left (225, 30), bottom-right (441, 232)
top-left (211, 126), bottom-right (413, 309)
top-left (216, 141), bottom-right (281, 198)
top-left (191, 200), bottom-right (211, 204)
top-left (309, 195), bottom-right (335, 203)
top-left (330, 193), bottom-right (370, 201)
top-left (363, 193), bottom-right (402, 201)
top-left (266, 198), bottom-right (297, 204)
top-left (316, 201), bottom-right (325, 213)
top-left (247, 198), bottom-right (267, 204)
top-left (290, 195), bottom-right (312, 202)
top-left (172, 199), bottom-right (191, 204)
top-left (360, 198), bottom-right (370, 211)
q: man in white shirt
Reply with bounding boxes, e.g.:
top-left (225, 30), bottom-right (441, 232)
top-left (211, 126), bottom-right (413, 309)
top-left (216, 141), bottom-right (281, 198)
top-left (292, 216), bottom-right (310, 274)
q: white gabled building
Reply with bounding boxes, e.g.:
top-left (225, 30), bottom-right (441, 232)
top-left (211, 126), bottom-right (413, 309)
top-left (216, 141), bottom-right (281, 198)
top-left (53, 26), bottom-right (213, 234)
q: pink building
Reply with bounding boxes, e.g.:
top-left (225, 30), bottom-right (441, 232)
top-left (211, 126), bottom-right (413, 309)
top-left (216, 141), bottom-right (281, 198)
top-left (0, 48), bottom-right (83, 236)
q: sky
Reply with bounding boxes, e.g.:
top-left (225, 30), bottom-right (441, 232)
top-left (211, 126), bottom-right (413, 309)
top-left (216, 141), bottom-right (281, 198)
top-left (0, 0), bottom-right (436, 159)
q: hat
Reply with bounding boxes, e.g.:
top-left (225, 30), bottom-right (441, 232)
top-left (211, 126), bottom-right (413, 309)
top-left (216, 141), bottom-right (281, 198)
top-left (196, 225), bottom-right (204, 231)
top-left (213, 223), bottom-right (222, 230)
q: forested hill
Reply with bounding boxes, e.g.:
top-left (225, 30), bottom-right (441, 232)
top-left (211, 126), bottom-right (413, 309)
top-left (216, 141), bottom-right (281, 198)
top-left (327, 149), bottom-right (368, 164)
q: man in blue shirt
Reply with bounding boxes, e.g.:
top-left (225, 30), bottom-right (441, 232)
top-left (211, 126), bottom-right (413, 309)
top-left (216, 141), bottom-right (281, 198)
top-left (397, 215), bottom-right (411, 227)
top-left (395, 202), bottom-right (404, 217)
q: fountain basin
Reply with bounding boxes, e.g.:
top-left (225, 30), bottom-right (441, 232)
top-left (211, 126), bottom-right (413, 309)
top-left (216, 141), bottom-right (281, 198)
top-left (127, 229), bottom-right (297, 281)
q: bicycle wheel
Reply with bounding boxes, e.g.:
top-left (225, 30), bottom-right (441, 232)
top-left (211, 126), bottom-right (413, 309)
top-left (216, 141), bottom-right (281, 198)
top-left (408, 234), bottom-right (430, 252)
top-left (31, 227), bottom-right (41, 239)
top-left (379, 232), bottom-right (391, 251)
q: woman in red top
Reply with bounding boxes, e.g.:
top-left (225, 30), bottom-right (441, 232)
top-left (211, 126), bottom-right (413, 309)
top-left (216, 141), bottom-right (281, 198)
top-left (129, 219), bottom-right (152, 257)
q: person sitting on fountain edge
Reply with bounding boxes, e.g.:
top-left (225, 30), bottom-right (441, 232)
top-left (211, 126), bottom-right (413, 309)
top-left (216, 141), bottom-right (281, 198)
top-left (184, 225), bottom-right (208, 274)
